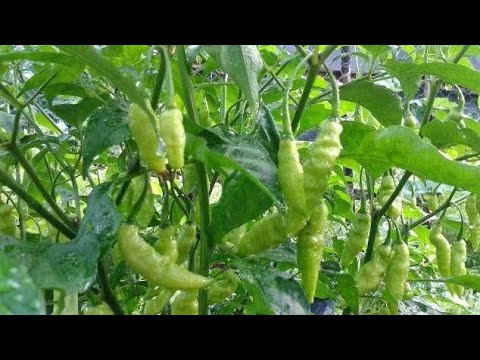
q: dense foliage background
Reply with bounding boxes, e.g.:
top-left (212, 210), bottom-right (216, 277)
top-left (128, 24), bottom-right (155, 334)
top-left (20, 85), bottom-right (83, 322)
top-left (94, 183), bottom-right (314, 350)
top-left (1, 45), bottom-right (480, 315)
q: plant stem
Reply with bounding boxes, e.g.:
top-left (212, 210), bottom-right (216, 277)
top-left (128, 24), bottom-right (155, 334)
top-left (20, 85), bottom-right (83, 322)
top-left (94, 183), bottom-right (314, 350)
top-left (294, 45), bottom-right (308, 57)
top-left (0, 165), bottom-right (76, 239)
top-left (220, 73), bottom-right (228, 123)
top-left (195, 162), bottom-right (211, 314)
top-left (7, 144), bottom-right (75, 230)
top-left (97, 260), bottom-right (124, 315)
top-left (420, 80), bottom-right (442, 127)
top-left (365, 171), bottom-right (412, 262)
top-left (453, 45), bottom-right (470, 63)
top-left (159, 45), bottom-right (176, 109)
top-left (283, 55), bottom-right (310, 137)
top-left (259, 57), bottom-right (298, 93)
top-left (263, 62), bottom-right (298, 105)
top-left (409, 188), bottom-right (458, 229)
top-left (420, 45), bottom-right (470, 128)
top-left (291, 45), bottom-right (338, 133)
top-left (151, 46), bottom-right (167, 111)
top-left (177, 45), bottom-right (211, 315)
top-left (177, 45), bottom-right (198, 124)
top-left (10, 110), bottom-right (23, 146)
top-left (15, 164), bottom-right (26, 240)
top-left (323, 63), bottom-right (340, 118)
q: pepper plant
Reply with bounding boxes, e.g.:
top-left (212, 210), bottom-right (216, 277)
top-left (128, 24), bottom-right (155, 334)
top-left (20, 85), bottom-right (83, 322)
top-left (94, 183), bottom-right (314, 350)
top-left (1, 45), bottom-right (480, 315)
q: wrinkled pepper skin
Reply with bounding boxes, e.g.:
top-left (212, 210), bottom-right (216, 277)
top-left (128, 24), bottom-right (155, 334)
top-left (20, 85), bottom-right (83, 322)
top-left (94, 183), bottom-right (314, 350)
top-left (0, 204), bottom-right (16, 236)
top-left (236, 211), bottom-right (286, 255)
top-left (158, 108), bottom-right (186, 169)
top-left (385, 242), bottom-right (410, 300)
top-left (129, 104), bottom-right (166, 173)
top-left (297, 200), bottom-right (329, 303)
top-left (303, 120), bottom-right (343, 211)
top-left (451, 240), bottom-right (467, 297)
top-left (118, 224), bottom-right (212, 290)
top-left (277, 139), bottom-right (308, 235)
top-left (154, 226), bottom-right (178, 262)
top-left (377, 174), bottom-right (402, 220)
top-left (340, 210), bottom-right (371, 269)
top-left (177, 223), bottom-right (197, 265)
top-left (207, 269), bottom-right (238, 305)
top-left (465, 194), bottom-right (480, 251)
top-left (429, 225), bottom-right (455, 295)
top-left (171, 291), bottom-right (198, 315)
top-left (356, 243), bottom-right (391, 295)
top-left (143, 287), bottom-right (176, 315)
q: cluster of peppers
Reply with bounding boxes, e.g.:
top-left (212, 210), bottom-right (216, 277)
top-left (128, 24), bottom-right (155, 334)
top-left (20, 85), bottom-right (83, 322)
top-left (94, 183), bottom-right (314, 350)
top-left (109, 102), bottom-right (238, 315)
top-left (235, 118), bottom-right (344, 303)
top-left (121, 80), bottom-right (473, 312)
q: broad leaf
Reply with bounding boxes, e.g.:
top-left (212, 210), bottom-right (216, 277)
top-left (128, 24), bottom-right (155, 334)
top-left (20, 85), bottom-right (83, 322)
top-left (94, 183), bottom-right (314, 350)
top-left (82, 100), bottom-right (130, 177)
top-left (337, 274), bottom-right (359, 314)
top-left (186, 131), bottom-right (280, 205)
top-left (342, 125), bottom-right (480, 195)
top-left (362, 45), bottom-right (390, 58)
top-left (206, 45), bottom-right (263, 116)
top-left (298, 103), bottom-right (331, 134)
top-left (209, 172), bottom-right (273, 243)
top-left (257, 106), bottom-right (280, 164)
top-left (235, 259), bottom-right (310, 315)
top-left (58, 45), bottom-right (149, 112)
top-left (19, 66), bottom-right (84, 98)
top-left (0, 252), bottom-right (45, 315)
top-left (0, 51), bottom-right (79, 66)
top-left (339, 80), bottom-right (402, 126)
top-left (0, 183), bottom-right (120, 293)
top-left (255, 243), bottom-right (297, 264)
top-left (77, 183), bottom-right (122, 256)
top-left (421, 119), bottom-right (480, 152)
top-left (339, 121), bottom-right (376, 151)
top-left (50, 97), bottom-right (103, 127)
top-left (333, 189), bottom-right (354, 221)
top-left (385, 60), bottom-right (480, 94)
top-left (446, 275), bottom-right (480, 291)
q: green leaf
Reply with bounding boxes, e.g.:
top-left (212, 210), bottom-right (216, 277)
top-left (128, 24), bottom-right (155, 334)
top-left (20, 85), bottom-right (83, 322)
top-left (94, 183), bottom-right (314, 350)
top-left (315, 282), bottom-right (335, 299)
top-left (362, 45), bottom-right (390, 58)
top-left (339, 121), bottom-right (376, 151)
top-left (256, 106), bottom-right (280, 164)
top-left (205, 45), bottom-right (263, 116)
top-left (186, 131), bottom-right (280, 205)
top-left (0, 252), bottom-right (45, 315)
top-left (43, 82), bottom-right (92, 104)
top-left (50, 97), bottom-right (103, 127)
top-left (0, 51), bottom-right (79, 66)
top-left (384, 60), bottom-right (480, 94)
top-left (77, 183), bottom-right (122, 256)
top-left (18, 66), bottom-right (84, 98)
top-left (209, 172), bottom-right (273, 243)
top-left (82, 100), bottom-right (130, 177)
top-left (255, 242), bottom-right (297, 265)
top-left (58, 45), bottom-right (149, 111)
top-left (235, 259), bottom-right (310, 315)
top-left (421, 119), bottom-right (480, 152)
top-left (337, 274), bottom-right (359, 313)
top-left (339, 80), bottom-right (402, 126)
top-left (298, 103), bottom-right (331, 134)
top-left (382, 289), bottom-right (399, 314)
top-left (333, 189), bottom-right (354, 221)
top-left (383, 61), bottom-right (421, 102)
top-left (342, 125), bottom-right (480, 194)
top-left (0, 183), bottom-right (120, 293)
top-left (1, 237), bottom-right (98, 294)
top-left (446, 275), bottom-right (480, 291)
